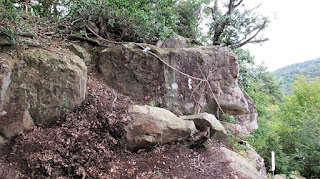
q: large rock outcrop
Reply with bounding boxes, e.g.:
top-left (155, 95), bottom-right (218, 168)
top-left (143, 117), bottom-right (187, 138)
top-left (0, 48), bottom-right (87, 138)
top-left (99, 43), bottom-right (257, 133)
top-left (124, 105), bottom-right (197, 151)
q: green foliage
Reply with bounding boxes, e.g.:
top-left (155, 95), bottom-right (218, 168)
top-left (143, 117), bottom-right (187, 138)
top-left (274, 58), bottom-right (320, 94)
top-left (149, 101), bottom-right (156, 107)
top-left (248, 76), bottom-right (320, 177)
top-left (235, 49), bottom-right (284, 110)
top-left (0, 27), bottom-right (17, 44)
top-left (206, 0), bottom-right (269, 48)
top-left (219, 114), bottom-right (236, 124)
top-left (235, 48), bottom-right (256, 90)
top-left (227, 130), bottom-right (248, 151)
top-left (173, 0), bottom-right (209, 39)
top-left (56, 98), bottom-right (70, 112)
top-left (156, 170), bottom-right (162, 177)
top-left (66, 0), bottom-right (177, 43)
top-left (1, 0), bottom-right (20, 21)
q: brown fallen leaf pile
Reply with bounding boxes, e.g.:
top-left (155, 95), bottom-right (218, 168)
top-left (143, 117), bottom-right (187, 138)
top-left (0, 75), bottom-right (246, 179)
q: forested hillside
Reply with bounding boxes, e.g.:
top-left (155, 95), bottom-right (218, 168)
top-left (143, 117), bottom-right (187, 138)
top-left (274, 58), bottom-right (320, 93)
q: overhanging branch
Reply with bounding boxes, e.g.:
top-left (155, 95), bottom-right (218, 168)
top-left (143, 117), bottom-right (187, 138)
top-left (237, 19), bottom-right (268, 47)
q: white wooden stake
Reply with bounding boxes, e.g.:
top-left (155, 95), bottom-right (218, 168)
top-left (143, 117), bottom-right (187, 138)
top-left (272, 151), bottom-right (275, 178)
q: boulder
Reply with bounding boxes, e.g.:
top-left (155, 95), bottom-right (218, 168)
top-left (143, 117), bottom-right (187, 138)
top-left (221, 122), bottom-right (246, 138)
top-left (99, 43), bottom-right (250, 117)
top-left (275, 173), bottom-right (307, 179)
top-left (180, 113), bottom-right (229, 144)
top-left (156, 33), bottom-right (202, 49)
top-left (274, 175), bottom-right (287, 179)
top-left (156, 33), bottom-right (189, 48)
top-left (221, 147), bottom-right (267, 179)
top-left (0, 48), bottom-right (87, 138)
top-left (124, 105), bottom-right (197, 151)
top-left (67, 43), bottom-right (95, 72)
top-left (237, 143), bottom-right (267, 177)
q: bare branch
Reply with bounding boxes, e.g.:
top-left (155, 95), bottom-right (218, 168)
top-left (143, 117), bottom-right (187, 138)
top-left (234, 0), bottom-right (244, 9)
top-left (210, 0), bottom-right (219, 21)
top-left (240, 38), bottom-right (269, 45)
top-left (237, 19), bottom-right (268, 47)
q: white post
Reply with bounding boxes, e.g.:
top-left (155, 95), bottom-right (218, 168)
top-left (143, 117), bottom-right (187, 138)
top-left (272, 151), bottom-right (275, 178)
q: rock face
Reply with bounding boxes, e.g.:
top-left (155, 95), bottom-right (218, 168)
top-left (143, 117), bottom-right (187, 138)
top-left (0, 48), bottom-right (87, 138)
top-left (180, 113), bottom-right (229, 144)
top-left (223, 92), bottom-right (258, 137)
top-left (124, 105), bottom-right (197, 151)
top-left (67, 43), bottom-right (95, 73)
top-left (100, 43), bottom-right (251, 119)
top-left (221, 147), bottom-right (267, 179)
top-left (235, 91), bottom-right (258, 133)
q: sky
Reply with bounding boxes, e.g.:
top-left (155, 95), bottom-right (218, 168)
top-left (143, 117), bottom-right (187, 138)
top-left (245, 0), bottom-right (320, 71)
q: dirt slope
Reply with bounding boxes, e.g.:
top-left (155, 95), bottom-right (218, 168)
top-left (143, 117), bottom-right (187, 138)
top-left (0, 74), bottom-right (247, 179)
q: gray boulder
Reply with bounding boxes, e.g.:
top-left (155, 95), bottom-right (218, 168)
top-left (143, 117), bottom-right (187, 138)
top-left (0, 48), bottom-right (87, 138)
top-left (180, 113), bottom-right (229, 144)
top-left (124, 105), bottom-right (197, 151)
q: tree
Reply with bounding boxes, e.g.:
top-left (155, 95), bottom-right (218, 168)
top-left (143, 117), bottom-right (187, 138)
top-left (173, 0), bottom-right (209, 39)
top-left (207, 0), bottom-right (268, 48)
top-left (249, 76), bottom-right (320, 177)
top-left (276, 76), bottom-right (320, 177)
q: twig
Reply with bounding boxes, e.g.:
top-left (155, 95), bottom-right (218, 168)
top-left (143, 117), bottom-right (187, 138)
top-left (112, 89), bottom-right (117, 108)
top-left (85, 25), bottom-right (124, 44)
top-left (68, 34), bottom-right (101, 46)
top-left (196, 63), bottom-right (225, 116)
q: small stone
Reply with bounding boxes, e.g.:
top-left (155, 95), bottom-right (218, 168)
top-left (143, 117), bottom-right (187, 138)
top-left (0, 111), bottom-right (7, 116)
top-left (0, 135), bottom-right (7, 145)
top-left (185, 103), bottom-right (194, 109)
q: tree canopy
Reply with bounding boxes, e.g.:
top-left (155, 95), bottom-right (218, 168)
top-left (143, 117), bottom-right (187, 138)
top-left (248, 76), bottom-right (320, 177)
top-left (207, 0), bottom-right (269, 48)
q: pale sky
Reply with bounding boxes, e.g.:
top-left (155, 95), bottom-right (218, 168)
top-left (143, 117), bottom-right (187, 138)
top-left (245, 0), bottom-right (320, 71)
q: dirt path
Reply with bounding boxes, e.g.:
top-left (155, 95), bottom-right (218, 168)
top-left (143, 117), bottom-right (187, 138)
top-left (0, 75), bottom-right (246, 179)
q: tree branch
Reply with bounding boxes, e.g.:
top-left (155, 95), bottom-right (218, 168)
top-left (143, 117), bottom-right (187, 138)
top-left (238, 19), bottom-right (268, 47)
top-left (234, 0), bottom-right (244, 9)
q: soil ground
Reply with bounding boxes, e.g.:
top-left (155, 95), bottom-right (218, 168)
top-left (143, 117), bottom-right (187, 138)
top-left (0, 74), bottom-right (247, 179)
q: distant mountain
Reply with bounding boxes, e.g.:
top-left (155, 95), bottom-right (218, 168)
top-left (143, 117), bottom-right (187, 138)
top-left (274, 58), bottom-right (320, 93)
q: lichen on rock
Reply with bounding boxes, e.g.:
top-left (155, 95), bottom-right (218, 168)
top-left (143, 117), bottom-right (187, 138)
top-left (0, 48), bottom-right (87, 138)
